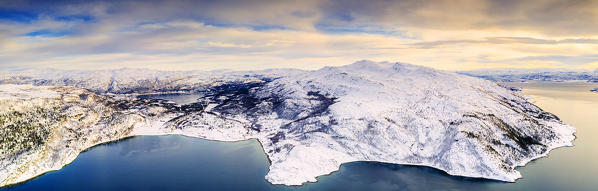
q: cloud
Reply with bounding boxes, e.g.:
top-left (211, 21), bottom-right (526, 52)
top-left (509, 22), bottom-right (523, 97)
top-left (4, 0), bottom-right (597, 35)
top-left (409, 37), bottom-right (598, 49)
top-left (319, 0), bottom-right (598, 36)
top-left (515, 54), bottom-right (598, 65)
top-left (0, 0), bottom-right (597, 71)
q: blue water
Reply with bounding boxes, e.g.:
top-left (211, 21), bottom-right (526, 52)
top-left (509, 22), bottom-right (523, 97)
top-left (137, 93), bottom-right (204, 105)
top-left (3, 83), bottom-right (597, 191)
top-left (2, 136), bottom-right (283, 191)
top-left (1, 135), bottom-right (500, 191)
top-left (0, 134), bottom-right (581, 191)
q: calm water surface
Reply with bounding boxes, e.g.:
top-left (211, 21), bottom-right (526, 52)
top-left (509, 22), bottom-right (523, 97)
top-left (3, 81), bottom-right (597, 191)
top-left (137, 93), bottom-right (204, 105)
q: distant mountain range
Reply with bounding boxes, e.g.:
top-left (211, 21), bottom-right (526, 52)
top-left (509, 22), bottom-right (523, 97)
top-left (2, 67), bottom-right (596, 95)
top-left (459, 69), bottom-right (598, 83)
top-left (0, 67), bottom-right (304, 94)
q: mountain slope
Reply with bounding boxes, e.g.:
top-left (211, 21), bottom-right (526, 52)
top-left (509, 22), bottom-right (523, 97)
top-left (148, 61), bottom-right (575, 185)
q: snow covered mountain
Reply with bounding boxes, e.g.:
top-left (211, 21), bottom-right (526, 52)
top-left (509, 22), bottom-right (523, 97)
top-left (0, 68), bottom-right (302, 94)
top-left (459, 68), bottom-right (598, 82)
top-left (0, 61), bottom-right (575, 187)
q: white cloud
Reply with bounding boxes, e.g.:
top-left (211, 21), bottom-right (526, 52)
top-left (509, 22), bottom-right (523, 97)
top-left (0, 0), bottom-right (597, 71)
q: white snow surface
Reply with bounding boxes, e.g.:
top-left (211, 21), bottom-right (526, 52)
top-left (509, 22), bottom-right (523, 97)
top-left (0, 61), bottom-right (576, 187)
top-left (0, 84), bottom-right (60, 99)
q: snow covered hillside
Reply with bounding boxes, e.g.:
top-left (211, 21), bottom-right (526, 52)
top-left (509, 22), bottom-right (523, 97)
top-left (0, 84), bottom-right (178, 186)
top-left (0, 68), bottom-right (302, 94)
top-left (0, 61), bottom-right (575, 186)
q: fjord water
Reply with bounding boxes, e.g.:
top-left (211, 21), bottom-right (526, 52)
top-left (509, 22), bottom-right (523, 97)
top-left (137, 93), bottom-right (204, 105)
top-left (3, 82), bottom-right (597, 191)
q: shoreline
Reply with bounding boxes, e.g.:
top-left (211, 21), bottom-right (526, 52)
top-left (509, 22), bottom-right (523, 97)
top-left (1, 125), bottom-right (576, 188)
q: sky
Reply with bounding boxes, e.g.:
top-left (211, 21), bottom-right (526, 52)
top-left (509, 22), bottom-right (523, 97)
top-left (0, 0), bottom-right (597, 71)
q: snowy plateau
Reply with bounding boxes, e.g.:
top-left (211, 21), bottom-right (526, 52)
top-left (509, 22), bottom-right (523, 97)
top-left (0, 61), bottom-right (575, 186)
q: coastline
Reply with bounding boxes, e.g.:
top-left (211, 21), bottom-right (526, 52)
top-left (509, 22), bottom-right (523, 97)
top-left (1, 125), bottom-right (576, 188)
top-left (0, 79), bottom-right (580, 188)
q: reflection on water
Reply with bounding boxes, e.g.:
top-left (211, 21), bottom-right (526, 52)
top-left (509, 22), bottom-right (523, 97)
top-left (3, 81), bottom-right (597, 191)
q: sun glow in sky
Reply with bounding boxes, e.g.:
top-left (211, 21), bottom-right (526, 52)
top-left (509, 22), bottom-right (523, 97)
top-left (0, 0), bottom-right (597, 71)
